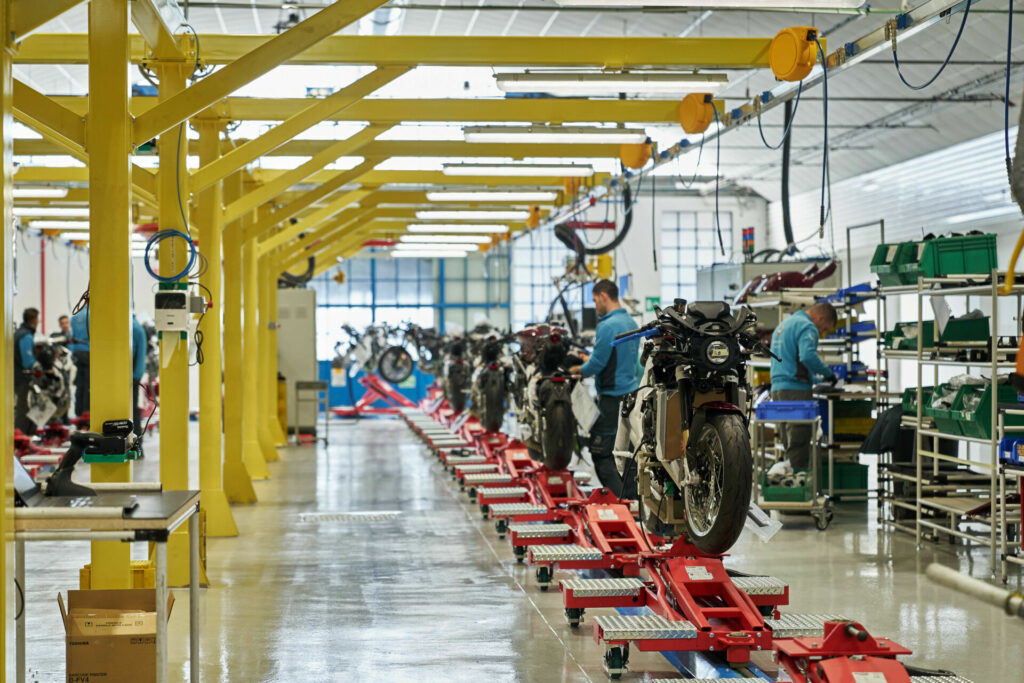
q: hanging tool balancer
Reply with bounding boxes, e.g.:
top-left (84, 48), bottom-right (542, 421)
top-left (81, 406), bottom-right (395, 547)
top-left (45, 420), bottom-right (141, 497)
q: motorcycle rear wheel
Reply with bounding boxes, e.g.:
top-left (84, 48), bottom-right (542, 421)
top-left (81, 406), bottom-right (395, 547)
top-left (542, 401), bottom-right (575, 470)
top-left (481, 376), bottom-right (505, 432)
top-left (378, 346), bottom-right (414, 384)
top-left (683, 413), bottom-right (752, 555)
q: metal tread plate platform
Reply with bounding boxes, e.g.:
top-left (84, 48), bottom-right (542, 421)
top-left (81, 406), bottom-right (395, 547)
top-left (909, 677), bottom-right (974, 683)
top-left (765, 613), bottom-right (848, 638)
top-left (594, 613), bottom-right (698, 640)
top-left (560, 577), bottom-right (645, 597)
top-left (731, 575), bottom-right (788, 596)
top-left (445, 455), bottom-right (488, 465)
top-left (455, 464), bottom-right (500, 474)
top-left (489, 503), bottom-right (549, 517)
top-left (507, 523), bottom-right (572, 538)
top-left (529, 544), bottom-right (604, 562)
top-left (476, 486), bottom-right (528, 497)
top-left (464, 473), bottom-right (514, 485)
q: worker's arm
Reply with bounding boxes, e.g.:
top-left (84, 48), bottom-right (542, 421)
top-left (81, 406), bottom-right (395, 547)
top-left (18, 334), bottom-right (35, 371)
top-left (579, 325), bottom-right (612, 378)
top-left (132, 324), bottom-right (146, 379)
top-left (797, 327), bottom-right (833, 380)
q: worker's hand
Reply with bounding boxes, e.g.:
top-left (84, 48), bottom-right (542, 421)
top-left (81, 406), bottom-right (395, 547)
top-left (568, 365), bottom-right (582, 377)
top-left (577, 352), bottom-right (590, 363)
top-left (825, 373), bottom-right (839, 387)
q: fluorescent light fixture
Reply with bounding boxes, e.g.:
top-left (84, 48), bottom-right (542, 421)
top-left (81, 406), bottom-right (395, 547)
top-left (443, 163), bottom-right (595, 178)
top-left (59, 232), bottom-right (91, 241)
top-left (496, 71), bottom-right (728, 95)
top-left (394, 242), bottom-right (478, 251)
top-left (393, 251), bottom-right (469, 259)
top-left (13, 187), bottom-right (69, 199)
top-left (463, 125), bottom-right (647, 145)
top-left (399, 235), bottom-right (492, 244)
top-left (946, 205), bottom-right (1021, 225)
top-left (556, 0), bottom-right (863, 6)
top-left (29, 220), bottom-right (90, 230)
top-left (417, 210), bottom-right (530, 221)
top-left (14, 206), bottom-right (89, 218)
top-left (407, 223), bottom-right (510, 234)
top-left (426, 191), bottom-right (558, 203)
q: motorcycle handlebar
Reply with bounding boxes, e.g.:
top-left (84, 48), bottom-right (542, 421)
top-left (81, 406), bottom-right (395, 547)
top-left (611, 326), bottom-right (660, 346)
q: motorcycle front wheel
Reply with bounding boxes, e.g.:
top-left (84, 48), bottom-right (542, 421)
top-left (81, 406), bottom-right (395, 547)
top-left (683, 412), bottom-right (752, 555)
top-left (542, 401), bottom-right (575, 471)
top-left (378, 346), bottom-right (414, 384)
top-left (481, 375), bottom-right (505, 432)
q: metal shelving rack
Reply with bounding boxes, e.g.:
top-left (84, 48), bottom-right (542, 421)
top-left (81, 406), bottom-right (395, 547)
top-left (896, 271), bottom-right (1024, 571)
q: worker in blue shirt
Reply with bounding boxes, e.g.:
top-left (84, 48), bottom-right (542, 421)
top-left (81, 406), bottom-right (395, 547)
top-left (68, 305), bottom-right (90, 418)
top-left (131, 315), bottom-right (148, 436)
top-left (14, 308), bottom-right (39, 433)
top-left (568, 280), bottom-right (641, 497)
top-left (769, 302), bottom-right (838, 468)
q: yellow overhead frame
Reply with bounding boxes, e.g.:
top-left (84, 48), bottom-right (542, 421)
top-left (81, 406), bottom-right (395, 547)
top-left (10, 0), bottom-right (86, 41)
top-left (258, 188), bottom-right (373, 257)
top-left (241, 178), bottom-right (272, 479)
top-left (1, 0), bottom-right (14, 669)
top-left (15, 34), bottom-right (777, 70)
top-left (85, 0), bottom-right (132, 590)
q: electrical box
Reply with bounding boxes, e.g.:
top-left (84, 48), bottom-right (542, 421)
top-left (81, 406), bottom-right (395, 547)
top-left (154, 291), bottom-right (188, 332)
top-left (277, 288), bottom-right (318, 435)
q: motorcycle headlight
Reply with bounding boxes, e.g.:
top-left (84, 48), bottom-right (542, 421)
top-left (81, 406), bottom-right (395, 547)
top-left (705, 340), bottom-right (731, 366)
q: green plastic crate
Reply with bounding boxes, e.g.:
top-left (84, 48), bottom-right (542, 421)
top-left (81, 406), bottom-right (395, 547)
top-left (921, 234), bottom-right (998, 278)
top-left (886, 320), bottom-right (935, 350)
top-left (956, 383), bottom-right (1024, 440)
top-left (925, 384), bottom-right (963, 435)
top-left (761, 472), bottom-right (812, 502)
top-left (938, 316), bottom-right (990, 345)
top-left (871, 241), bottom-right (921, 286)
top-left (901, 386), bottom-right (934, 414)
top-left (832, 399), bottom-right (873, 419)
top-left (830, 461), bottom-right (869, 492)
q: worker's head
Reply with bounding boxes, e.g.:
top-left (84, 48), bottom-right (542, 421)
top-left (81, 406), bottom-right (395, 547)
top-left (23, 308), bottom-right (39, 331)
top-left (58, 315), bottom-right (70, 334)
top-left (807, 302), bottom-right (838, 335)
top-left (592, 279), bottom-right (620, 317)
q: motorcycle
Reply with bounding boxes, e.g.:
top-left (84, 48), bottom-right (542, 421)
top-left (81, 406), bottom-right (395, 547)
top-left (442, 336), bottom-right (471, 413)
top-left (612, 299), bottom-right (777, 555)
top-left (26, 338), bottom-right (74, 430)
top-left (511, 324), bottom-right (584, 470)
top-left (469, 332), bottom-right (514, 432)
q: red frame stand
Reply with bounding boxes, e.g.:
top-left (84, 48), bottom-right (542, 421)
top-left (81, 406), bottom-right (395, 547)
top-left (331, 374), bottom-right (416, 417)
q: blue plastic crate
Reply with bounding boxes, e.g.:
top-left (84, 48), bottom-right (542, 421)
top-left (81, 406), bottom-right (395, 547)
top-left (819, 283), bottom-right (872, 305)
top-left (756, 400), bottom-right (823, 422)
top-left (999, 437), bottom-right (1024, 466)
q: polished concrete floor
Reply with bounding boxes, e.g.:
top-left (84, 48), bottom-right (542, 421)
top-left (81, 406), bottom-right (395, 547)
top-left (21, 418), bottom-right (1024, 681)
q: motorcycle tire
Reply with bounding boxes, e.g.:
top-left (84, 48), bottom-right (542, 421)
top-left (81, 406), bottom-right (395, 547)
top-left (683, 412), bottom-right (752, 555)
top-left (481, 374), bottom-right (505, 432)
top-left (447, 377), bottom-right (468, 413)
top-left (542, 401), bottom-right (575, 471)
top-left (378, 346), bottom-right (414, 384)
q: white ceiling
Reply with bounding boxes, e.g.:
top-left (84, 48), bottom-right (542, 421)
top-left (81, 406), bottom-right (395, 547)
top-left (17, 1), bottom-right (1022, 201)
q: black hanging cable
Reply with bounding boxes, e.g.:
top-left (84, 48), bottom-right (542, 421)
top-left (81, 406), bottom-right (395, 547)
top-left (890, 1), bottom-right (972, 91)
top-left (713, 108), bottom-right (725, 256)
top-left (781, 97), bottom-right (796, 253)
top-left (1005, 0), bottom-right (1015, 187)
top-left (758, 82), bottom-right (802, 151)
top-left (650, 142), bottom-right (657, 272)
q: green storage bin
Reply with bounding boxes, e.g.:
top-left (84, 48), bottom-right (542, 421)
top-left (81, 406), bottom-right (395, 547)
top-left (926, 384), bottom-right (963, 435)
top-left (956, 383), bottom-right (1024, 440)
top-left (938, 316), bottom-right (990, 346)
top-left (761, 472), bottom-right (812, 502)
top-left (902, 386), bottom-right (934, 414)
top-left (920, 234), bottom-right (998, 278)
top-left (830, 461), bottom-right (869, 492)
top-left (832, 399), bottom-right (873, 419)
top-left (871, 241), bottom-right (922, 286)
top-left (886, 320), bottom-right (935, 350)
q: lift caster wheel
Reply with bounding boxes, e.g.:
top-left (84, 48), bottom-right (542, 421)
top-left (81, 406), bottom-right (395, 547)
top-left (758, 604), bottom-right (778, 619)
top-left (480, 504), bottom-right (489, 519)
top-left (467, 488), bottom-right (476, 500)
top-left (495, 519), bottom-right (507, 538)
top-left (514, 546), bottom-right (526, 563)
top-left (813, 509), bottom-right (834, 531)
top-left (536, 565), bottom-right (551, 590)
top-left (565, 607), bottom-right (584, 628)
top-left (603, 645), bottom-right (628, 679)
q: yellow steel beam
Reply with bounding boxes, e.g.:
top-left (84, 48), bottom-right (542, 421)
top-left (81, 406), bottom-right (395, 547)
top-left (241, 156), bottom-right (382, 243)
top-left (241, 226), bottom-right (271, 479)
top-left (87, 0), bottom-right (132, 590)
top-left (1, 0), bottom-right (14, 667)
top-left (256, 246), bottom-right (279, 460)
top-left (222, 124), bottom-right (388, 225)
top-left (221, 169), bottom-right (258, 502)
top-left (258, 188), bottom-right (371, 257)
top-left (12, 79), bottom-right (85, 156)
top-left (195, 118), bottom-right (238, 537)
top-left (190, 67), bottom-right (404, 192)
top-left (311, 225), bottom-right (380, 278)
top-left (130, 0), bottom-right (187, 61)
top-left (10, 0), bottom-right (86, 41)
top-left (132, 0), bottom-right (388, 145)
top-left (266, 271), bottom-right (287, 445)
top-left (15, 34), bottom-right (778, 69)
top-left (277, 207), bottom-right (371, 273)
top-left (48, 96), bottom-right (690, 125)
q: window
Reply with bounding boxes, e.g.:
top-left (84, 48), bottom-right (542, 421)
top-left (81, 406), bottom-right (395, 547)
top-left (660, 210), bottom-right (732, 305)
top-left (511, 226), bottom-right (571, 330)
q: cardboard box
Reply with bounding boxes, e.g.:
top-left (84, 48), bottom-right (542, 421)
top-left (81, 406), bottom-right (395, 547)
top-left (59, 588), bottom-right (174, 683)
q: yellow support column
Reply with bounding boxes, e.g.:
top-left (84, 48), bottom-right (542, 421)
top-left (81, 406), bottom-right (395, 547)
top-left (195, 118), bottom-right (238, 537)
top-left (242, 185), bottom-right (271, 479)
top-left (154, 56), bottom-right (207, 587)
top-left (1, 5), bottom-right (14, 672)
top-left (267, 260), bottom-right (288, 445)
top-left (257, 250), bottom-right (280, 459)
top-left (86, 0), bottom-right (132, 589)
top-left (222, 170), bottom-right (258, 502)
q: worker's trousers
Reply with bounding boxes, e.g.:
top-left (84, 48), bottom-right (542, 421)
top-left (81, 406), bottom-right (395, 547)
top-left (590, 394), bottom-right (628, 497)
top-left (73, 350), bottom-right (90, 417)
top-left (15, 382), bottom-right (32, 434)
top-left (771, 389), bottom-right (813, 469)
